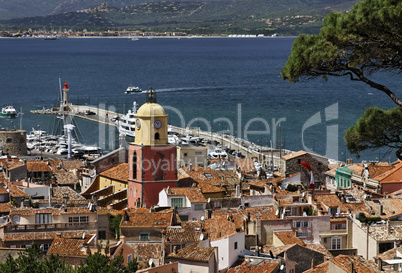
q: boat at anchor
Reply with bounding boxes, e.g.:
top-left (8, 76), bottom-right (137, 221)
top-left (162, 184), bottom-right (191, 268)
top-left (125, 86), bottom-right (143, 94)
top-left (0, 106), bottom-right (17, 118)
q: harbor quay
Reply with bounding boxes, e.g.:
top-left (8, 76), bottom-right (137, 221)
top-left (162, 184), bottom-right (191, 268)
top-left (30, 103), bottom-right (288, 168)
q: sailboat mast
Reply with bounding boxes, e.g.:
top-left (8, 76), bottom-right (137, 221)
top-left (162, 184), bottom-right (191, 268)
top-left (59, 78), bottom-right (66, 136)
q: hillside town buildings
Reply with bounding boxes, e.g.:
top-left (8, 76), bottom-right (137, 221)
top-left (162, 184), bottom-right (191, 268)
top-left (1, 92), bottom-right (402, 272)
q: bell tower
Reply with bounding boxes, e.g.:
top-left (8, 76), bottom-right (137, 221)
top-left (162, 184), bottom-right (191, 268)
top-left (128, 88), bottom-right (177, 208)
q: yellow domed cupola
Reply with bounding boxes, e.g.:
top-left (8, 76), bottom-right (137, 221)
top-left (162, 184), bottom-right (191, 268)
top-left (134, 88), bottom-right (168, 145)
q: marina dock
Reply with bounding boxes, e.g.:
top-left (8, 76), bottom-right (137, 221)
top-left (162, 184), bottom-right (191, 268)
top-left (31, 104), bottom-right (286, 166)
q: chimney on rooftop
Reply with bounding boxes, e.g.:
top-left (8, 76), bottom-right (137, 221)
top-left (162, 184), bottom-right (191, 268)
top-left (189, 164), bottom-right (193, 172)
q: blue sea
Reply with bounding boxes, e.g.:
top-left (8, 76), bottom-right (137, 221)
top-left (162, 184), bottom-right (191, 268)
top-left (0, 37), bottom-right (400, 162)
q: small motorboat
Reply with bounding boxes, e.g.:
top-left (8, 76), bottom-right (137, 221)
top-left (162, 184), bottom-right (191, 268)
top-left (0, 106), bottom-right (17, 118)
top-left (125, 86), bottom-right (142, 94)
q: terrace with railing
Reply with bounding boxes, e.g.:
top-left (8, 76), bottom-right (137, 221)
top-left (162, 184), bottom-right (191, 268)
top-left (2, 221), bottom-right (97, 233)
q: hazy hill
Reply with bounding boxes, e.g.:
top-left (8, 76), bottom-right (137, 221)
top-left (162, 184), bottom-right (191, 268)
top-left (0, 0), bottom-right (360, 34)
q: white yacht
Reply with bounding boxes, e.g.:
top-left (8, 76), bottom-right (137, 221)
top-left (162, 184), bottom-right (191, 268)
top-left (125, 86), bottom-right (142, 94)
top-left (114, 102), bottom-right (137, 138)
top-left (208, 147), bottom-right (228, 159)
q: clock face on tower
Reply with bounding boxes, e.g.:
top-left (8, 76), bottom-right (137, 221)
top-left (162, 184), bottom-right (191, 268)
top-left (154, 120), bottom-right (162, 129)
top-left (136, 119), bottom-right (141, 129)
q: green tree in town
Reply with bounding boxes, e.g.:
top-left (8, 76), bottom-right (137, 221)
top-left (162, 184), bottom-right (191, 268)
top-left (344, 106), bottom-right (402, 159)
top-left (0, 244), bottom-right (74, 273)
top-left (281, 0), bottom-right (402, 105)
top-left (78, 241), bottom-right (138, 273)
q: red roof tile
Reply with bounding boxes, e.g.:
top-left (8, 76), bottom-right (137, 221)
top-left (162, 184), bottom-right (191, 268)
top-left (330, 255), bottom-right (379, 273)
top-left (204, 215), bottom-right (237, 241)
top-left (0, 202), bottom-right (11, 213)
top-left (47, 235), bottom-right (94, 256)
top-left (274, 231), bottom-right (305, 246)
top-left (167, 243), bottom-right (214, 262)
top-left (6, 184), bottom-right (29, 198)
top-left (168, 187), bottom-right (206, 203)
top-left (126, 242), bottom-right (162, 261)
top-left (4, 230), bottom-right (92, 242)
top-left (26, 161), bottom-right (52, 172)
top-left (304, 260), bottom-right (329, 273)
top-left (227, 260), bottom-right (279, 273)
top-left (100, 163), bottom-right (128, 183)
top-left (165, 222), bottom-right (202, 243)
top-left (120, 208), bottom-right (175, 228)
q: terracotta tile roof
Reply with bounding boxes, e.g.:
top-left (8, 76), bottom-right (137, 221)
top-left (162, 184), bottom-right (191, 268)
top-left (314, 194), bottom-right (343, 207)
top-left (126, 243), bottom-right (162, 261)
top-left (4, 230), bottom-right (92, 242)
top-left (367, 223), bottom-right (402, 241)
top-left (10, 207), bottom-right (61, 216)
top-left (9, 206), bottom-right (92, 217)
top-left (6, 184), bottom-right (29, 198)
top-left (367, 164), bottom-right (394, 178)
top-left (6, 161), bottom-right (25, 170)
top-left (99, 163), bottom-right (128, 182)
top-left (165, 222), bottom-right (202, 243)
top-left (0, 187), bottom-right (8, 194)
top-left (262, 244), bottom-right (294, 257)
top-left (179, 167), bottom-right (230, 193)
top-left (0, 158), bottom-right (20, 166)
top-left (211, 209), bottom-right (247, 230)
top-left (0, 202), bottom-right (11, 213)
top-left (47, 235), bottom-right (94, 256)
top-left (167, 243), bottom-right (214, 262)
top-left (177, 168), bottom-right (190, 179)
top-left (242, 207), bottom-right (278, 221)
top-left (313, 194), bottom-right (348, 214)
top-left (168, 187), bottom-right (206, 203)
top-left (305, 243), bottom-right (334, 260)
top-left (330, 255), bottom-right (379, 273)
top-left (375, 161), bottom-right (402, 184)
top-left (367, 198), bottom-right (402, 218)
top-left (227, 260), bottom-right (279, 273)
top-left (303, 260), bottom-right (329, 273)
top-left (62, 207), bottom-right (92, 214)
top-left (26, 161), bottom-right (52, 172)
top-left (54, 171), bottom-right (79, 185)
top-left (204, 215), bottom-right (237, 241)
top-left (346, 164), bottom-right (364, 174)
top-left (390, 188), bottom-right (402, 199)
top-left (97, 207), bottom-right (124, 216)
top-left (47, 159), bottom-right (83, 172)
top-left (213, 170), bottom-right (241, 185)
top-left (120, 208), bottom-right (175, 228)
top-left (374, 247), bottom-right (401, 261)
top-left (212, 206), bottom-right (279, 229)
top-left (248, 176), bottom-right (289, 191)
top-left (274, 231), bottom-right (305, 246)
top-left (52, 186), bottom-right (86, 202)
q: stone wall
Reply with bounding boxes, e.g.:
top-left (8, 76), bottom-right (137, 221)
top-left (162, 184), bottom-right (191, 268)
top-left (92, 147), bottom-right (127, 173)
top-left (282, 153), bottom-right (328, 189)
top-left (0, 130), bottom-right (27, 156)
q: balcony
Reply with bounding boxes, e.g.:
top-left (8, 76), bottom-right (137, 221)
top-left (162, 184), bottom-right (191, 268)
top-left (319, 229), bottom-right (348, 236)
top-left (3, 221), bottom-right (97, 233)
